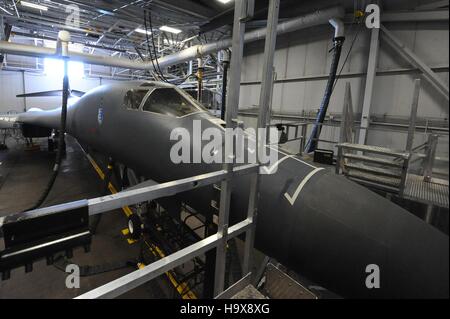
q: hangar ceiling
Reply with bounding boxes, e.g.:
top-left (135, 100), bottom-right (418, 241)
top-left (1, 0), bottom-right (447, 81)
top-left (0, 0), bottom-right (235, 56)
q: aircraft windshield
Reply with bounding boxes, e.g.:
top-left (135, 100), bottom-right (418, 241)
top-left (142, 88), bottom-right (200, 117)
top-left (124, 89), bottom-right (148, 110)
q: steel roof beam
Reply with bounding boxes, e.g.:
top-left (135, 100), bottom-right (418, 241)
top-left (380, 24), bottom-right (449, 102)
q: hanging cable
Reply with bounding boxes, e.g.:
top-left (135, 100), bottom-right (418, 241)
top-left (24, 46), bottom-right (70, 211)
top-left (143, 10), bottom-right (163, 82)
top-left (147, 10), bottom-right (169, 83)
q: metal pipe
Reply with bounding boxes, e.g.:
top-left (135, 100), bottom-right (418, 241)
top-left (197, 58), bottom-right (203, 102)
top-left (160, 6), bottom-right (344, 69)
top-left (423, 134), bottom-right (439, 182)
top-left (0, 6), bottom-right (345, 71)
top-left (329, 18), bottom-right (345, 38)
top-left (220, 50), bottom-right (230, 121)
top-left (303, 17), bottom-right (345, 153)
top-left (405, 79), bottom-right (421, 152)
top-left (305, 34), bottom-right (345, 153)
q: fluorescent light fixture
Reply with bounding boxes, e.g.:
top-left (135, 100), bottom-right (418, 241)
top-left (135, 28), bottom-right (152, 35)
top-left (216, 0), bottom-right (233, 4)
top-left (20, 1), bottom-right (48, 11)
top-left (44, 58), bottom-right (84, 80)
top-left (159, 25), bottom-right (182, 34)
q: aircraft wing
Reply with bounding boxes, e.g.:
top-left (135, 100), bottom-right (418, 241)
top-left (16, 89), bottom-right (85, 98)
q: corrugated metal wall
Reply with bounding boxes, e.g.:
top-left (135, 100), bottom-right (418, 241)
top-left (238, 21), bottom-right (449, 158)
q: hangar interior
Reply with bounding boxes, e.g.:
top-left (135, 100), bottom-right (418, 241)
top-left (0, 0), bottom-right (448, 299)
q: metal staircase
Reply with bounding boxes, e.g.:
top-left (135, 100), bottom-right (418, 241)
top-left (336, 143), bottom-right (410, 196)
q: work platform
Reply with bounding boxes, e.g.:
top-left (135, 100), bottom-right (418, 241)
top-left (335, 142), bottom-right (449, 210)
top-left (404, 174), bottom-right (449, 209)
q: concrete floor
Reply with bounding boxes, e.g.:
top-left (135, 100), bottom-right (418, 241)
top-left (0, 136), bottom-right (171, 299)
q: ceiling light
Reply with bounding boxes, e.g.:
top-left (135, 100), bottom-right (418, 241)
top-left (159, 26), bottom-right (182, 34)
top-left (216, 0), bottom-right (233, 4)
top-left (135, 28), bottom-right (152, 35)
top-left (20, 1), bottom-right (48, 11)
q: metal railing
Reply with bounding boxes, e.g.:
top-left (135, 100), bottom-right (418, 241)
top-left (71, 163), bottom-right (259, 298)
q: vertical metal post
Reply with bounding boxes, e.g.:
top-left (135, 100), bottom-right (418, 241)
top-left (340, 82), bottom-right (354, 144)
top-left (300, 124), bottom-right (307, 155)
top-left (197, 57), bottom-right (203, 102)
top-left (358, 27), bottom-right (380, 145)
top-left (423, 134), bottom-right (438, 182)
top-left (399, 156), bottom-right (409, 197)
top-left (405, 79), bottom-right (421, 152)
top-left (188, 60), bottom-right (193, 77)
top-left (0, 22), bottom-right (11, 66)
top-left (243, 0), bottom-right (280, 276)
top-left (0, 16), bottom-right (4, 41)
top-left (21, 70), bottom-right (27, 112)
top-left (220, 50), bottom-right (230, 121)
top-left (335, 146), bottom-right (343, 175)
top-left (425, 204), bottom-right (434, 224)
top-left (214, 0), bottom-right (254, 297)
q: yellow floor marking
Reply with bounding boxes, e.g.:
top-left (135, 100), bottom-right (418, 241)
top-left (86, 153), bottom-right (197, 299)
top-left (143, 239), bottom-right (197, 299)
top-left (85, 154), bottom-right (132, 217)
top-left (127, 238), bottom-right (137, 245)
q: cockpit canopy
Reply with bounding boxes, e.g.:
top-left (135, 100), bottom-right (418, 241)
top-left (123, 87), bottom-right (204, 117)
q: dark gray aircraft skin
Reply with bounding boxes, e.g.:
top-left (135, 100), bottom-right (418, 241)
top-left (6, 80), bottom-right (449, 298)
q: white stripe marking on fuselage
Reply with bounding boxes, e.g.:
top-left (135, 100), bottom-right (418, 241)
top-left (261, 154), bottom-right (294, 174)
top-left (284, 167), bottom-right (324, 206)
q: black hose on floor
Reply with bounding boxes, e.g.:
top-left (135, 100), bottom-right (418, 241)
top-left (23, 59), bottom-right (69, 212)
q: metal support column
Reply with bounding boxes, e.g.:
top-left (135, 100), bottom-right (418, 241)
top-left (0, 15), bottom-right (4, 43)
top-left (358, 27), bottom-right (380, 145)
top-left (244, 0), bottom-right (280, 277)
top-left (213, 0), bottom-right (255, 297)
top-left (380, 24), bottom-right (449, 101)
top-left (425, 204), bottom-right (434, 225)
top-left (299, 124), bottom-right (307, 155)
top-left (220, 50), bottom-right (230, 121)
top-left (0, 20), bottom-right (11, 65)
top-left (340, 82), bottom-right (354, 144)
top-left (423, 134), bottom-right (438, 182)
top-left (405, 79), bottom-right (421, 152)
top-left (197, 57), bottom-right (204, 103)
top-left (21, 70), bottom-right (27, 112)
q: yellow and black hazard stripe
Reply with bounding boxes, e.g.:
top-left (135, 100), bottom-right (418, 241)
top-left (84, 151), bottom-right (197, 299)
